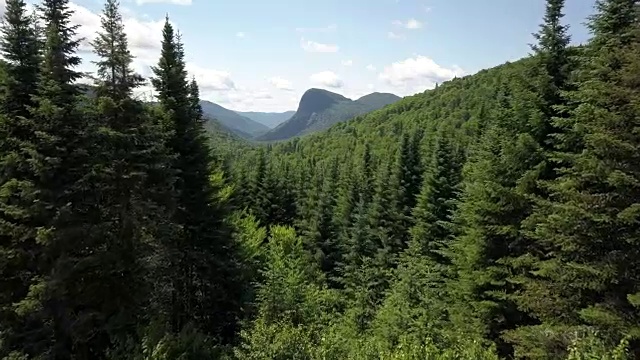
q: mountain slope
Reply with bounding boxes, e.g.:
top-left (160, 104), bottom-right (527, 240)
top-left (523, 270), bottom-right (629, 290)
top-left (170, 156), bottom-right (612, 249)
top-left (256, 89), bottom-right (400, 141)
top-left (235, 110), bottom-right (296, 128)
top-left (200, 100), bottom-right (269, 138)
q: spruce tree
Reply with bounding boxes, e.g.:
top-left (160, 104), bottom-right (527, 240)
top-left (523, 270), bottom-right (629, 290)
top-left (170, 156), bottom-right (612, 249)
top-left (410, 128), bottom-right (462, 274)
top-left (509, 0), bottom-right (640, 357)
top-left (0, 0), bottom-right (41, 356)
top-left (0, 0), bottom-right (41, 118)
top-left (449, 122), bottom-right (543, 357)
top-left (80, 0), bottom-right (178, 355)
top-left (9, 0), bottom-right (96, 356)
top-left (151, 17), bottom-right (240, 341)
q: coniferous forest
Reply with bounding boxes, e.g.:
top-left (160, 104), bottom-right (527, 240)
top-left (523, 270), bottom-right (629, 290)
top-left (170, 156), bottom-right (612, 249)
top-left (0, 0), bottom-right (639, 359)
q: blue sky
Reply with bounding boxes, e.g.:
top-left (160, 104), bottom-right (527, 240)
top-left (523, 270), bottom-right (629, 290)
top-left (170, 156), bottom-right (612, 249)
top-left (27, 0), bottom-right (597, 111)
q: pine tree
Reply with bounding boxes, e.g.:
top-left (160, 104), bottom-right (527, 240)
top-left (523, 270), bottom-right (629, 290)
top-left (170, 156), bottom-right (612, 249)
top-left (151, 17), bottom-right (240, 341)
top-left (410, 128), bottom-right (462, 275)
top-left (8, 0), bottom-right (96, 356)
top-left (0, 0), bottom-right (41, 118)
top-left (0, 0), bottom-right (41, 356)
top-left (508, 1), bottom-right (640, 357)
top-left (365, 159), bottom-right (399, 294)
top-left (330, 160), bottom-right (359, 288)
top-left (247, 148), bottom-right (273, 226)
top-left (449, 121), bottom-right (543, 357)
top-left (75, 0), bottom-right (178, 356)
top-left (531, 0), bottom-right (572, 144)
top-left (382, 131), bottom-right (424, 254)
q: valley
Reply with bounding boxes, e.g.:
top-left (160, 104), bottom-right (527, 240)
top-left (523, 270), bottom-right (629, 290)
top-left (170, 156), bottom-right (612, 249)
top-left (201, 89), bottom-right (401, 141)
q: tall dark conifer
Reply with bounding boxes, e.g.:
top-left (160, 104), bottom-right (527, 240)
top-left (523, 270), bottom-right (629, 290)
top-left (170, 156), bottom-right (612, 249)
top-left (0, 0), bottom-right (40, 117)
top-left (83, 0), bottom-right (177, 356)
top-left (151, 17), bottom-right (239, 341)
top-left (14, 0), bottom-right (96, 357)
top-left (0, 0), bottom-right (41, 357)
top-left (509, 0), bottom-right (640, 357)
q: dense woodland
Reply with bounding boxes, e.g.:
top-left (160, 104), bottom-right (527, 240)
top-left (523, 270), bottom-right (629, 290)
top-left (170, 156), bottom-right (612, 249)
top-left (0, 0), bottom-right (639, 359)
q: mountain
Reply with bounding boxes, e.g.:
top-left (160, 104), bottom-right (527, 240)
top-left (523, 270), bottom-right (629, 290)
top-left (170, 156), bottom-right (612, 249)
top-left (256, 89), bottom-right (401, 141)
top-left (200, 100), bottom-right (269, 138)
top-left (234, 110), bottom-right (296, 128)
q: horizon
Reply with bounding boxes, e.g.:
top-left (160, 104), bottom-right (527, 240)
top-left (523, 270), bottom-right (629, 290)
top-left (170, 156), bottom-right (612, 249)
top-left (21, 0), bottom-right (597, 112)
top-left (203, 88), bottom-right (402, 114)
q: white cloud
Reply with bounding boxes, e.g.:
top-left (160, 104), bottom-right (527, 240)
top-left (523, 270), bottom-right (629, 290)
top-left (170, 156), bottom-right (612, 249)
top-left (310, 71), bottom-right (343, 88)
top-left (379, 55), bottom-right (464, 94)
top-left (186, 63), bottom-right (236, 91)
top-left (387, 31), bottom-right (404, 40)
top-left (301, 38), bottom-right (339, 53)
top-left (296, 24), bottom-right (337, 33)
top-left (342, 59), bottom-right (353, 66)
top-left (269, 76), bottom-right (294, 91)
top-left (393, 18), bottom-right (423, 29)
top-left (124, 18), bottom-right (165, 56)
top-left (136, 0), bottom-right (192, 5)
top-left (209, 87), bottom-right (299, 112)
top-left (366, 64), bottom-right (376, 71)
top-left (69, 2), bottom-right (164, 61)
top-left (236, 31), bottom-right (246, 38)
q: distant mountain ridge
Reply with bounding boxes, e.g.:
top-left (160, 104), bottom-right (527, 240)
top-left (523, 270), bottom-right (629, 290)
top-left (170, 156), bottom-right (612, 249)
top-left (235, 110), bottom-right (296, 129)
top-left (199, 100), bottom-right (269, 139)
top-left (257, 89), bottom-right (401, 141)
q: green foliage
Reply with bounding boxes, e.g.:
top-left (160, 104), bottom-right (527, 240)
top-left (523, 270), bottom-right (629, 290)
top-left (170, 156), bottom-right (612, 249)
top-left (140, 325), bottom-right (229, 360)
top-left (1, 0), bottom-right (638, 359)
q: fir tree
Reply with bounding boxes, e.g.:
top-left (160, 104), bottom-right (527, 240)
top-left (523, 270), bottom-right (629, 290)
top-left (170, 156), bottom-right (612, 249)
top-left (78, 0), bottom-right (178, 355)
top-left (0, 0), bottom-right (41, 118)
top-left (0, 0), bottom-right (41, 356)
top-left (11, 0), bottom-right (95, 356)
top-left (410, 128), bottom-right (462, 273)
top-left (509, 0), bottom-right (640, 357)
top-left (151, 17), bottom-right (240, 341)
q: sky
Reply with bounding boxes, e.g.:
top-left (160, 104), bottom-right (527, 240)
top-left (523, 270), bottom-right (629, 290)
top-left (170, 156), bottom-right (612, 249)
top-left (19, 0), bottom-right (598, 112)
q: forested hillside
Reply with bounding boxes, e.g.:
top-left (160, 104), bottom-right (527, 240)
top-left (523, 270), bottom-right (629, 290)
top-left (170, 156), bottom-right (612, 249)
top-left (0, 0), bottom-right (638, 359)
top-left (200, 100), bottom-right (270, 138)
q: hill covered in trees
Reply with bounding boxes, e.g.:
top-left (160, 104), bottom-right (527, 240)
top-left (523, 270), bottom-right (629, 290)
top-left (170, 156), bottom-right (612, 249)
top-left (200, 100), bottom-right (270, 138)
top-left (257, 88), bottom-right (401, 141)
top-left (0, 0), bottom-right (638, 359)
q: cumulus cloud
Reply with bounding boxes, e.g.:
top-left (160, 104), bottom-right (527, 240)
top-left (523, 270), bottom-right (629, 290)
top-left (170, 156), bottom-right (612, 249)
top-left (379, 55), bottom-right (464, 94)
top-left (136, 0), bottom-right (192, 5)
top-left (236, 31), bottom-right (246, 38)
top-left (342, 59), bottom-right (353, 66)
top-left (186, 63), bottom-right (236, 91)
top-left (366, 64), bottom-right (376, 71)
top-left (393, 18), bottom-right (423, 29)
top-left (310, 71), bottom-right (343, 88)
top-left (61, 1), bottom-right (302, 113)
top-left (210, 87), bottom-right (298, 112)
top-left (69, 2), bottom-right (164, 61)
top-left (301, 38), bottom-right (339, 53)
top-left (296, 24), bottom-right (337, 33)
top-left (269, 77), bottom-right (294, 91)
